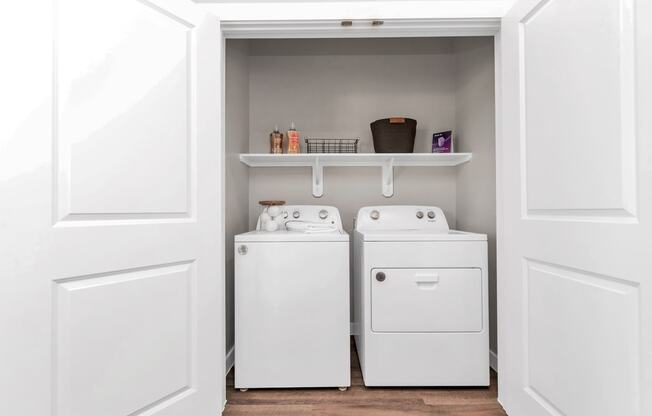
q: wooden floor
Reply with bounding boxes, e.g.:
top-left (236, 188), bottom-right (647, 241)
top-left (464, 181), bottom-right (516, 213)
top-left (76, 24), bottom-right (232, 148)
top-left (224, 340), bottom-right (507, 416)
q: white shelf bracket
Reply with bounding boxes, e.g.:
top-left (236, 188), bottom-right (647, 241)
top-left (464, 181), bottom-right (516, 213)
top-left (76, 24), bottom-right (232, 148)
top-left (312, 157), bottom-right (324, 197)
top-left (382, 157), bottom-right (395, 197)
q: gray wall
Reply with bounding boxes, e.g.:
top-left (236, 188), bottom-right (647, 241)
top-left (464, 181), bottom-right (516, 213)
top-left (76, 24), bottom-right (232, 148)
top-left (248, 38), bottom-right (459, 230)
top-left (249, 167), bottom-right (456, 232)
top-left (453, 37), bottom-right (497, 355)
top-left (225, 40), bottom-right (250, 353)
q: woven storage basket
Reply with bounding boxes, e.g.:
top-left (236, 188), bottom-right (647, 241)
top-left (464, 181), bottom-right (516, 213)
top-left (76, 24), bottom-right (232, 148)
top-left (370, 117), bottom-right (417, 153)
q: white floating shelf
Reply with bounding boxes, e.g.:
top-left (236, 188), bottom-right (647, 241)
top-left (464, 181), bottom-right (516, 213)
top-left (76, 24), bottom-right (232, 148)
top-left (239, 153), bottom-right (472, 197)
top-left (239, 153), bottom-right (472, 167)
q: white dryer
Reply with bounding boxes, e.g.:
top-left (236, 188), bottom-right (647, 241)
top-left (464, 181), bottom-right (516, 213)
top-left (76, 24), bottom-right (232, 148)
top-left (234, 205), bottom-right (350, 390)
top-left (353, 206), bottom-right (489, 386)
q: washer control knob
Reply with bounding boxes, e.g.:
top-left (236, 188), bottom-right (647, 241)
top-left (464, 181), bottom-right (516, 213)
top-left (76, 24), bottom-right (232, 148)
top-left (237, 245), bottom-right (248, 255)
top-left (293, 210), bottom-right (300, 219)
top-left (319, 209), bottom-right (329, 220)
top-left (427, 211), bottom-right (436, 219)
top-left (416, 211), bottom-right (424, 219)
top-left (376, 272), bottom-right (386, 282)
top-left (370, 210), bottom-right (380, 220)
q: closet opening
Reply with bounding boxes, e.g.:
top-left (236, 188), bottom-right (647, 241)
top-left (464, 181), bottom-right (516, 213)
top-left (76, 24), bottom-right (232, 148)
top-left (223, 36), bottom-right (499, 415)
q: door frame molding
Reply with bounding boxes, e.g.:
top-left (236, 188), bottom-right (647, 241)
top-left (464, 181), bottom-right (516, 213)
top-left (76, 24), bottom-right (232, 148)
top-left (220, 18), bottom-right (500, 39)
top-left (215, 12), bottom-right (505, 410)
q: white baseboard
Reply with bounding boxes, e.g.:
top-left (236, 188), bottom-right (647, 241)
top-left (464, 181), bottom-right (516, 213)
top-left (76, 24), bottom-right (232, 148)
top-left (490, 349), bottom-right (498, 372)
top-left (225, 345), bottom-right (235, 375)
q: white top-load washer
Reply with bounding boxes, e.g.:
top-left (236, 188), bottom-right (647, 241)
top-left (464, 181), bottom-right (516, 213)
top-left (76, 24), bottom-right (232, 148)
top-left (234, 205), bottom-right (350, 390)
top-left (353, 206), bottom-right (489, 386)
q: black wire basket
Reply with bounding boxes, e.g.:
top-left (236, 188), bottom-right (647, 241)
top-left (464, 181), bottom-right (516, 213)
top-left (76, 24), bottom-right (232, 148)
top-left (304, 138), bottom-right (359, 153)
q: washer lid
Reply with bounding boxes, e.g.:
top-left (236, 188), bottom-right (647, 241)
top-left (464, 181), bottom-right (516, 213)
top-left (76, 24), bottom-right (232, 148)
top-left (358, 229), bottom-right (486, 242)
top-left (235, 230), bottom-right (349, 242)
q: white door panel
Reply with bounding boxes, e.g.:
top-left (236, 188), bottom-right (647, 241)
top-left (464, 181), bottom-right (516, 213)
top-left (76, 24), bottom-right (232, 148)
top-left (56, 262), bottom-right (194, 416)
top-left (57, 0), bottom-right (198, 219)
top-left (520, 0), bottom-right (636, 216)
top-left (0, 1), bottom-right (223, 415)
top-left (499, 1), bottom-right (651, 416)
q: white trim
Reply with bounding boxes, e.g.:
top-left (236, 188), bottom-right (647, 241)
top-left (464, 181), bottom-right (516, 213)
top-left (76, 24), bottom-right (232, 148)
top-left (350, 322), bottom-right (359, 335)
top-left (219, 31), bottom-right (228, 411)
top-left (490, 349), bottom-right (498, 372)
top-left (221, 18), bottom-right (500, 39)
top-left (493, 27), bottom-right (503, 380)
top-left (225, 345), bottom-right (235, 375)
top-left (196, 1), bottom-right (512, 22)
top-left (217, 13), bottom-right (505, 397)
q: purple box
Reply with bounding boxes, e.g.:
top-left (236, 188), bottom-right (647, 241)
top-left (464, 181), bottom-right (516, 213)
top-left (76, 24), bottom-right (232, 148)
top-left (432, 130), bottom-right (453, 153)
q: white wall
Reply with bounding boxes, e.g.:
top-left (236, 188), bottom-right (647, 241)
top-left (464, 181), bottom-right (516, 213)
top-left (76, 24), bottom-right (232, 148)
top-left (453, 37), bottom-right (497, 355)
top-left (247, 38), bottom-right (459, 231)
top-left (225, 39), bottom-right (251, 353)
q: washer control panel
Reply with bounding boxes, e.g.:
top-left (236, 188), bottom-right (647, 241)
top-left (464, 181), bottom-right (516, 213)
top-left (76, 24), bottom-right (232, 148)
top-left (256, 205), bottom-right (343, 231)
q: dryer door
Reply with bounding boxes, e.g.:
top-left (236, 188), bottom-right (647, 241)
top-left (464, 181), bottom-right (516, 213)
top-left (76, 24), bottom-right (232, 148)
top-left (371, 268), bottom-right (482, 333)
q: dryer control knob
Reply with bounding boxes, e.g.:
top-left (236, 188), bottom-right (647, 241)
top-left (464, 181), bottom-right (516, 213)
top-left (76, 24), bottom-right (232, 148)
top-left (293, 210), bottom-right (301, 219)
top-left (319, 209), bottom-right (329, 220)
top-left (427, 211), bottom-right (436, 219)
top-left (376, 272), bottom-right (386, 282)
top-left (416, 211), bottom-right (424, 219)
top-left (370, 210), bottom-right (380, 220)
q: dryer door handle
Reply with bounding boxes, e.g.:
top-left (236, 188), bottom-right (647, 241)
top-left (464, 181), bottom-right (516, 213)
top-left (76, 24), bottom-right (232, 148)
top-left (414, 273), bottom-right (439, 283)
top-left (414, 273), bottom-right (439, 290)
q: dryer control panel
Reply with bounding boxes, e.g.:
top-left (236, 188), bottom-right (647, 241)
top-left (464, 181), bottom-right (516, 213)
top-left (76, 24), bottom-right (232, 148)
top-left (355, 206), bottom-right (449, 232)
